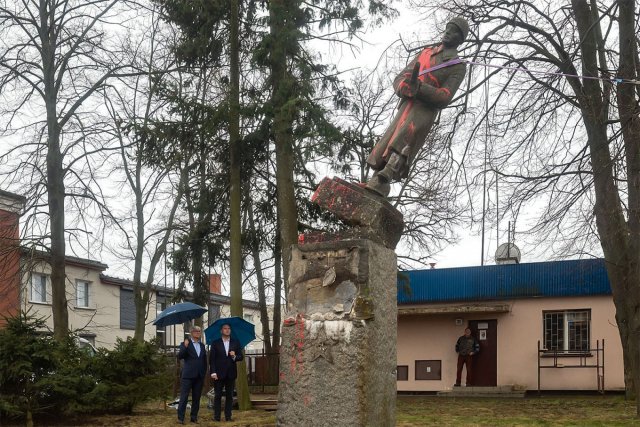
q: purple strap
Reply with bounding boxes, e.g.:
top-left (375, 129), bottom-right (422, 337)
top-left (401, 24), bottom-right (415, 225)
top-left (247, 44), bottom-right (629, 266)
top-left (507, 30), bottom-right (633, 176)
top-left (418, 58), bottom-right (463, 76)
top-left (417, 56), bottom-right (634, 85)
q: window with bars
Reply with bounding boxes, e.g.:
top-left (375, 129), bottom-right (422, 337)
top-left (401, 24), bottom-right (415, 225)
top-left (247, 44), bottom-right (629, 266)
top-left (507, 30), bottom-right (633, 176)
top-left (76, 280), bottom-right (90, 308)
top-left (543, 309), bottom-right (590, 353)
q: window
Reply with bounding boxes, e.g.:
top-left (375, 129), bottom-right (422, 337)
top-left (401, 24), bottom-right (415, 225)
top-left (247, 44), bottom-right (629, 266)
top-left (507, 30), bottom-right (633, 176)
top-left (244, 313), bottom-right (253, 323)
top-left (156, 301), bottom-right (167, 344)
top-left (76, 280), bottom-right (90, 308)
top-left (543, 309), bottom-right (590, 353)
top-left (156, 301), bottom-right (166, 317)
top-left (119, 289), bottom-right (136, 330)
top-left (30, 273), bottom-right (47, 303)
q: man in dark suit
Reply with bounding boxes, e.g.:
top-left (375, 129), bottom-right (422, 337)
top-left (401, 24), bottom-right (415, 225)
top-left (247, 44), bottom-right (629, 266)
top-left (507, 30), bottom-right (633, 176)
top-left (209, 322), bottom-right (243, 422)
top-left (177, 325), bottom-right (207, 424)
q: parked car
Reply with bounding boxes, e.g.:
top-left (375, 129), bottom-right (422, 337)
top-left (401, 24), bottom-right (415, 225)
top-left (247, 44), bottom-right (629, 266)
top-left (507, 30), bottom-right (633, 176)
top-left (75, 337), bottom-right (97, 357)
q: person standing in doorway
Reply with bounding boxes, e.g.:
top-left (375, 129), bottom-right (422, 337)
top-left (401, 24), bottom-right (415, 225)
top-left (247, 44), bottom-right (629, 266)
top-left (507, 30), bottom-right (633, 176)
top-left (210, 322), bottom-right (243, 422)
top-left (455, 327), bottom-right (479, 386)
top-left (177, 325), bottom-right (208, 424)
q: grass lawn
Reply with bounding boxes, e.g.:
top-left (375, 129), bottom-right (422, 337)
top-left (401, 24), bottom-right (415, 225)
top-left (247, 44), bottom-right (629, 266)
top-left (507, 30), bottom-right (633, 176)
top-left (396, 395), bottom-right (637, 426)
top-left (7, 395), bottom-right (637, 426)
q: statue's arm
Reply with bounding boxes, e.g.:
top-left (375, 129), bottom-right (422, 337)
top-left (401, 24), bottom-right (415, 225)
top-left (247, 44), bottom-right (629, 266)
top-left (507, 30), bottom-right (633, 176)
top-left (415, 64), bottom-right (466, 108)
top-left (393, 59), bottom-right (418, 98)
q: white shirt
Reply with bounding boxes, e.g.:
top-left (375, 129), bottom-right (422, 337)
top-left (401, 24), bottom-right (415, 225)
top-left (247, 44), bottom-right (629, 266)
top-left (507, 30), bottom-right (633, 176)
top-left (223, 338), bottom-right (230, 356)
top-left (192, 339), bottom-right (201, 357)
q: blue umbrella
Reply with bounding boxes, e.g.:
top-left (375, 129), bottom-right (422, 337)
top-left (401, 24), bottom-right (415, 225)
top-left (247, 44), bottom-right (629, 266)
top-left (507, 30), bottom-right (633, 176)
top-left (153, 302), bottom-right (207, 328)
top-left (204, 316), bottom-right (256, 348)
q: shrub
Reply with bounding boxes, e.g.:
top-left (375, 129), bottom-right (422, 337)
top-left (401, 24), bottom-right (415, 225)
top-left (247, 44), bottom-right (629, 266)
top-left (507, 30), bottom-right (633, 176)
top-left (0, 311), bottom-right (172, 423)
top-left (0, 311), bottom-right (94, 425)
top-left (86, 337), bottom-right (172, 414)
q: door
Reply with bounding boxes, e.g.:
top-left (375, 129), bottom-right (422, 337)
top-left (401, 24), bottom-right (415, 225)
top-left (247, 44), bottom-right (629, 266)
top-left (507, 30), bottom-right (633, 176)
top-left (469, 319), bottom-right (497, 387)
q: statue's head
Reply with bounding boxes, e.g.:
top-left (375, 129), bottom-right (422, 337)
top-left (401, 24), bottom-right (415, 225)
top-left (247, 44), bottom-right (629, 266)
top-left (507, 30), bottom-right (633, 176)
top-left (442, 17), bottom-right (469, 48)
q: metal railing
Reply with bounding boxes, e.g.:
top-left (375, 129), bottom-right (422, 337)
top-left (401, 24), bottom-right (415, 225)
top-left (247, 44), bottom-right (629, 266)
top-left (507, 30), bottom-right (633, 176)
top-left (537, 339), bottom-right (605, 394)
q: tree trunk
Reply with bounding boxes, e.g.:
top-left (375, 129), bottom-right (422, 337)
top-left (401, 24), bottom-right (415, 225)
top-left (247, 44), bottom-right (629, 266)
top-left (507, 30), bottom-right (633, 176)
top-left (46, 120), bottom-right (69, 341)
top-left (615, 0), bottom-right (640, 411)
top-left (133, 176), bottom-right (147, 342)
top-left (269, 0), bottom-right (299, 298)
top-left (229, 0), bottom-right (251, 410)
top-left (41, 1), bottom-right (69, 340)
top-left (572, 0), bottom-right (640, 414)
top-left (191, 99), bottom-right (210, 316)
top-left (247, 196), bottom-right (281, 385)
top-left (247, 197), bottom-right (272, 354)
top-left (614, 291), bottom-right (640, 405)
top-left (133, 289), bottom-right (150, 342)
top-left (273, 225), bottom-right (282, 349)
top-left (270, 225), bottom-right (283, 383)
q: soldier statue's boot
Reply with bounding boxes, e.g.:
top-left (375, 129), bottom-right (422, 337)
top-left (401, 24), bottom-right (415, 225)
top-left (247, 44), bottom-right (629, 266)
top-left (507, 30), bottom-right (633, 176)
top-left (365, 151), bottom-right (407, 197)
top-left (365, 172), bottom-right (391, 197)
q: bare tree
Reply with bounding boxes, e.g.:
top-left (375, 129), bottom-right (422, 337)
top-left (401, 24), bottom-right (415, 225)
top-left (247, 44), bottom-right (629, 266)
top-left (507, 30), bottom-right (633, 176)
top-left (101, 6), bottom-right (187, 341)
top-left (333, 70), bottom-right (396, 183)
top-left (0, 0), bottom-right (145, 340)
top-left (411, 0), bottom-right (640, 411)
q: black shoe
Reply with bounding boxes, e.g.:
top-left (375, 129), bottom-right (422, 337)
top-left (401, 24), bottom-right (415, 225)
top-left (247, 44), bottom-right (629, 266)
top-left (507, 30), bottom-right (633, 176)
top-left (225, 418), bottom-right (233, 422)
top-left (454, 383), bottom-right (461, 387)
top-left (190, 420), bottom-right (198, 424)
top-left (177, 420), bottom-right (185, 425)
top-left (213, 417), bottom-right (221, 422)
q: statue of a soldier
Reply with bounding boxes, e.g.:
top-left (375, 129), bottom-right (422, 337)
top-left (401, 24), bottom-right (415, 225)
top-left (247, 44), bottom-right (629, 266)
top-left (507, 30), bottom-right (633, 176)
top-left (365, 17), bottom-right (469, 197)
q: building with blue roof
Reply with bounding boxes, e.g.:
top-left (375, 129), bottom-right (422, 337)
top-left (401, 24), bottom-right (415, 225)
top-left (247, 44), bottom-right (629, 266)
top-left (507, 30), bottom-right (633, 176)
top-left (399, 258), bottom-right (612, 304)
top-left (396, 259), bottom-right (624, 393)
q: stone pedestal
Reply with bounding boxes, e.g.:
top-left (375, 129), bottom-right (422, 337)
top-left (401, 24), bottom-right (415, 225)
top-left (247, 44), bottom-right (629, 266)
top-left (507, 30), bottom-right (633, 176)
top-left (310, 177), bottom-right (404, 249)
top-left (277, 239), bottom-right (397, 427)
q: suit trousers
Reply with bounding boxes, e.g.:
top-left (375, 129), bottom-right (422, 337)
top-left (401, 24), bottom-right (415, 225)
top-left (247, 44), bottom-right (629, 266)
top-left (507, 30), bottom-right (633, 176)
top-left (178, 375), bottom-right (204, 422)
top-left (456, 354), bottom-right (473, 386)
top-left (213, 376), bottom-right (235, 420)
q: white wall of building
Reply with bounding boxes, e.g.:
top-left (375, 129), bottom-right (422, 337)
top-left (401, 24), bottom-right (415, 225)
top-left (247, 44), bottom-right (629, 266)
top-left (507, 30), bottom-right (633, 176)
top-left (19, 256), bottom-right (281, 354)
top-left (22, 261), bottom-right (171, 349)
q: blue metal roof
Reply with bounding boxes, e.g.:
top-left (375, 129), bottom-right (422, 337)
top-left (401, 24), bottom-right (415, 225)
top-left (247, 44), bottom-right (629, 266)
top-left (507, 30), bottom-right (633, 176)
top-left (398, 258), bottom-right (612, 305)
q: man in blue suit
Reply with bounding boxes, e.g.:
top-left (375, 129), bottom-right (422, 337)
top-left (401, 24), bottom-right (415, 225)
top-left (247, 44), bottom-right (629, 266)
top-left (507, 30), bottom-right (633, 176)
top-left (177, 325), bottom-right (207, 424)
top-left (209, 323), bottom-right (243, 422)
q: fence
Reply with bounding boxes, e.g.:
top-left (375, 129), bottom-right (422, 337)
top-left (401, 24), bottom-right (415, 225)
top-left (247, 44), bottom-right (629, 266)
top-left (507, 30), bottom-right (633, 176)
top-left (244, 350), bottom-right (280, 392)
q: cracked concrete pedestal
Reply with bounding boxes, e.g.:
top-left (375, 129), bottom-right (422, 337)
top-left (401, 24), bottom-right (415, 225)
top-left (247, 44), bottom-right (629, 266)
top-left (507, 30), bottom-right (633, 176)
top-left (276, 239), bottom-right (397, 427)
